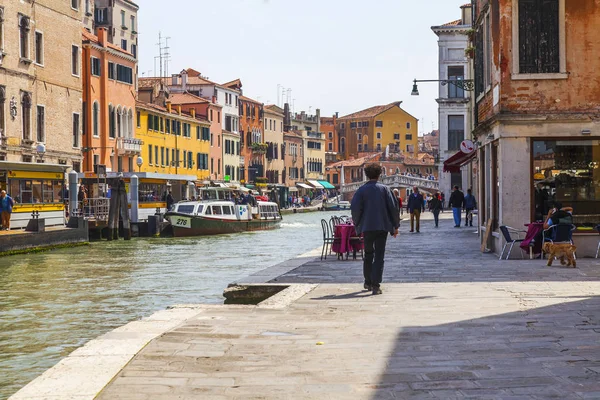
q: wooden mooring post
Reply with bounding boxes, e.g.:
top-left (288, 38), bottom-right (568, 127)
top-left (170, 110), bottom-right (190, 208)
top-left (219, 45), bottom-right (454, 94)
top-left (107, 178), bottom-right (131, 241)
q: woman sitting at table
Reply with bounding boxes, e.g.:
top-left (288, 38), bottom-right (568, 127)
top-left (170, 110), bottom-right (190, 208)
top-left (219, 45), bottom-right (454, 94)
top-left (543, 202), bottom-right (573, 230)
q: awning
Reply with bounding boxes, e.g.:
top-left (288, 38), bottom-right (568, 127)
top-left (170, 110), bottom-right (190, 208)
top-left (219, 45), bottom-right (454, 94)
top-left (307, 180), bottom-right (324, 189)
top-left (318, 180), bottom-right (336, 189)
top-left (443, 151), bottom-right (477, 173)
top-left (289, 186), bottom-right (299, 192)
top-left (297, 183), bottom-right (312, 189)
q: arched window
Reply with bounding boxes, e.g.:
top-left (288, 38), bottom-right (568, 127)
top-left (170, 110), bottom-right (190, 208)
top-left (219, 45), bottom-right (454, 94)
top-left (396, 167), bottom-right (400, 174)
top-left (340, 137), bottom-right (345, 154)
top-left (19, 15), bottom-right (30, 59)
top-left (116, 106), bottom-right (122, 138)
top-left (21, 92), bottom-right (32, 140)
top-left (108, 104), bottom-right (115, 138)
top-left (127, 109), bottom-right (133, 138)
top-left (92, 101), bottom-right (99, 137)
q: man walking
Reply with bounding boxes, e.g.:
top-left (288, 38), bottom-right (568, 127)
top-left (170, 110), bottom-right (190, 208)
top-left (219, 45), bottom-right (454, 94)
top-left (449, 186), bottom-right (465, 228)
top-left (1, 190), bottom-right (15, 230)
top-left (407, 187), bottom-right (424, 233)
top-left (464, 188), bottom-right (477, 227)
top-left (351, 163), bottom-right (400, 295)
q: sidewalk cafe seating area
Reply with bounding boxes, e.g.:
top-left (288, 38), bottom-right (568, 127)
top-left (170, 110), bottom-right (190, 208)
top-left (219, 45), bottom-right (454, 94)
top-left (320, 216), bottom-right (364, 261)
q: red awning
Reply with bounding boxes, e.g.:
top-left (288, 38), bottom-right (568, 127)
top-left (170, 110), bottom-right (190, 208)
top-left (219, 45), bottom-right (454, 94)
top-left (443, 151), bottom-right (477, 173)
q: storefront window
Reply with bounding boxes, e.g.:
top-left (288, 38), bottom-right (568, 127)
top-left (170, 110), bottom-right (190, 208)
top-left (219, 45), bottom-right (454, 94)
top-left (138, 183), bottom-right (166, 203)
top-left (8, 179), bottom-right (64, 204)
top-left (533, 140), bottom-right (600, 226)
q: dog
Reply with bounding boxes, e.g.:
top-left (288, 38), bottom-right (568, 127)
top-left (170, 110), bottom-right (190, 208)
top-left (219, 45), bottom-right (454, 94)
top-left (543, 242), bottom-right (577, 268)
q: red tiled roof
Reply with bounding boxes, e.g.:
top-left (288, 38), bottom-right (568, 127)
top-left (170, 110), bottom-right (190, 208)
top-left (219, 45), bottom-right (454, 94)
top-left (329, 153), bottom-right (380, 168)
top-left (223, 79), bottom-right (242, 90)
top-left (239, 95), bottom-right (262, 105)
top-left (169, 92), bottom-right (209, 105)
top-left (82, 29), bottom-right (133, 57)
top-left (339, 102), bottom-right (402, 121)
top-left (136, 101), bottom-right (209, 124)
top-left (138, 77), bottom-right (165, 89)
top-left (441, 19), bottom-right (462, 27)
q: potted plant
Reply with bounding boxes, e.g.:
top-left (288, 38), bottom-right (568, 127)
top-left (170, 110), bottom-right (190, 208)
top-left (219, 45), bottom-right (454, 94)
top-left (466, 28), bottom-right (476, 44)
top-left (465, 46), bottom-right (475, 59)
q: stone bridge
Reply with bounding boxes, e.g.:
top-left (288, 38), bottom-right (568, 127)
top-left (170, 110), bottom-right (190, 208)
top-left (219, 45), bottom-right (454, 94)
top-left (340, 174), bottom-right (439, 194)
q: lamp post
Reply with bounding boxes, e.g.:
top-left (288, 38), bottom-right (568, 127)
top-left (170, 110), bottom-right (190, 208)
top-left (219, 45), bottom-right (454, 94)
top-left (35, 143), bottom-right (46, 163)
top-left (411, 78), bottom-right (475, 96)
top-left (136, 156), bottom-right (143, 172)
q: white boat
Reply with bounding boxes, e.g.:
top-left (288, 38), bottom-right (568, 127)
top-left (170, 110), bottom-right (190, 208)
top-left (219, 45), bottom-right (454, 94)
top-left (165, 187), bottom-right (282, 237)
top-left (323, 200), bottom-right (351, 211)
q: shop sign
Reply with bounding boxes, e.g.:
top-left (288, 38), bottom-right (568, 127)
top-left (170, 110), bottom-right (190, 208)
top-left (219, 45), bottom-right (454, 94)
top-left (460, 140), bottom-right (475, 154)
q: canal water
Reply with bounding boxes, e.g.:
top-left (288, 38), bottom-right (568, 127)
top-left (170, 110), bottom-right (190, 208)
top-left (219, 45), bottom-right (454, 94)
top-left (0, 211), bottom-right (336, 399)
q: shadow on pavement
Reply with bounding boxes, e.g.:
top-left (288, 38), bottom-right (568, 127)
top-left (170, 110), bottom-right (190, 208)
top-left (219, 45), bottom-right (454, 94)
top-left (369, 295), bottom-right (600, 399)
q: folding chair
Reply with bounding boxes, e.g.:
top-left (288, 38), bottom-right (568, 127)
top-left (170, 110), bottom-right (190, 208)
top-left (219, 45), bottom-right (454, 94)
top-left (499, 226), bottom-right (526, 260)
top-left (320, 219), bottom-right (336, 260)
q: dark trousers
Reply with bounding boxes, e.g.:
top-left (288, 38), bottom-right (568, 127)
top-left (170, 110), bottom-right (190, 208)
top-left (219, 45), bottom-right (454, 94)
top-left (465, 208), bottom-right (474, 226)
top-left (363, 230), bottom-right (388, 288)
top-left (433, 209), bottom-right (440, 227)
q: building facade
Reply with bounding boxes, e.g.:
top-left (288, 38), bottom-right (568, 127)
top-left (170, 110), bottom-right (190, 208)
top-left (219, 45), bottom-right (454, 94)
top-left (432, 4), bottom-right (473, 199)
top-left (290, 108), bottom-right (325, 181)
top-left (264, 105), bottom-right (285, 185)
top-left (238, 95), bottom-right (265, 184)
top-left (473, 0), bottom-right (600, 256)
top-left (92, 0), bottom-right (139, 59)
top-left (81, 28), bottom-right (140, 173)
top-left (169, 92), bottom-right (223, 181)
top-left (283, 103), bottom-right (304, 187)
top-left (337, 102), bottom-right (419, 160)
top-left (135, 101), bottom-right (210, 181)
top-left (0, 0), bottom-right (83, 169)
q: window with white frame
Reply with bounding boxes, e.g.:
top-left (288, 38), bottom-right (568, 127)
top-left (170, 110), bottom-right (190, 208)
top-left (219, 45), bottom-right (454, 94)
top-left (34, 31), bottom-right (43, 65)
top-left (121, 10), bottom-right (126, 27)
top-left (71, 45), bottom-right (79, 76)
top-left (72, 113), bottom-right (80, 148)
top-left (71, 0), bottom-right (79, 11)
top-left (92, 102), bottom-right (100, 137)
top-left (36, 105), bottom-right (45, 142)
top-left (376, 132), bottom-right (381, 139)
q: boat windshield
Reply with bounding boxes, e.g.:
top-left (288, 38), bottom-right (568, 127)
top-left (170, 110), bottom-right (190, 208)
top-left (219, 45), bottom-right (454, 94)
top-left (177, 205), bottom-right (196, 214)
top-left (199, 188), bottom-right (235, 201)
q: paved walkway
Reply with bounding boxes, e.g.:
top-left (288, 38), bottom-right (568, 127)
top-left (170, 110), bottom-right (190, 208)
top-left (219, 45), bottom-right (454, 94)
top-left (12, 213), bottom-right (600, 399)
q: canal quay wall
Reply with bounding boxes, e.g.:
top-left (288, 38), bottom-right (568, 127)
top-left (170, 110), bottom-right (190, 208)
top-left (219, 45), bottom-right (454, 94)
top-left (11, 213), bottom-right (600, 399)
top-left (0, 218), bottom-right (89, 257)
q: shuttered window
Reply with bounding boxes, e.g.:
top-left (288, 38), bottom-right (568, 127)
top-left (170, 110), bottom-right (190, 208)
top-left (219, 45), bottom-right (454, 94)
top-left (518, 0), bottom-right (559, 74)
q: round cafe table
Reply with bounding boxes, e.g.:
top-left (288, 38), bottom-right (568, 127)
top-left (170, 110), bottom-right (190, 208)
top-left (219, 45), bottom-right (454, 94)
top-left (331, 224), bottom-right (364, 259)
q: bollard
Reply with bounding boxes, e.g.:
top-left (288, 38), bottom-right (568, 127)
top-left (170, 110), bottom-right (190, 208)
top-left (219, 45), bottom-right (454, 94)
top-left (69, 171), bottom-right (78, 218)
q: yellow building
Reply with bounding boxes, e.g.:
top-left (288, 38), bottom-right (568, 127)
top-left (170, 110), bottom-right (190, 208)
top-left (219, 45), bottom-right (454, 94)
top-left (337, 101), bottom-right (418, 159)
top-left (135, 101), bottom-right (210, 181)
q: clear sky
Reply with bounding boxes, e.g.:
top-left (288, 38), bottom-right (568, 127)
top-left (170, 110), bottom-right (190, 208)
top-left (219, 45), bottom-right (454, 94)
top-left (138, 0), bottom-right (467, 135)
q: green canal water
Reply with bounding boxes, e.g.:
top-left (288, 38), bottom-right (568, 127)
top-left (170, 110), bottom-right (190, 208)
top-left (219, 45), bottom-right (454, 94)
top-left (0, 211), bottom-right (336, 399)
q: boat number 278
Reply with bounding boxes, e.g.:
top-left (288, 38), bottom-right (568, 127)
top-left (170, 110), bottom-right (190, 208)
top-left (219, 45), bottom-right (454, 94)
top-left (174, 217), bottom-right (191, 228)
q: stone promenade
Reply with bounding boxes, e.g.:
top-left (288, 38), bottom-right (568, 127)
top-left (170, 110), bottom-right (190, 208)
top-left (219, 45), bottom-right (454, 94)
top-left (14, 214), bottom-right (600, 399)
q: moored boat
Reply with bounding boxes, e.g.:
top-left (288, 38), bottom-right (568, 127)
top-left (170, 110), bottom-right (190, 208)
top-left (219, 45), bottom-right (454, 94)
top-left (323, 200), bottom-right (351, 211)
top-left (165, 187), bottom-right (282, 237)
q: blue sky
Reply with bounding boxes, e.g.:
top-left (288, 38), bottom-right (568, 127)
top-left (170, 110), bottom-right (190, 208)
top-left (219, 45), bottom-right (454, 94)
top-left (138, 0), bottom-right (467, 134)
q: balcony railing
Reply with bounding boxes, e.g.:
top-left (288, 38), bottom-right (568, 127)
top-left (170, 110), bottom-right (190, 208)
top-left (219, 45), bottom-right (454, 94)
top-left (117, 137), bottom-right (143, 154)
top-left (306, 131), bottom-right (323, 139)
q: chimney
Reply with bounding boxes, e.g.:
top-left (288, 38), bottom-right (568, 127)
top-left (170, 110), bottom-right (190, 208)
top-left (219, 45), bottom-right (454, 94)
top-left (181, 70), bottom-right (188, 90)
top-left (172, 74), bottom-right (179, 86)
top-left (98, 27), bottom-right (108, 47)
top-left (190, 108), bottom-right (196, 118)
top-left (166, 100), bottom-right (172, 113)
top-left (212, 95), bottom-right (217, 104)
top-left (283, 103), bottom-right (291, 132)
top-left (335, 112), bottom-right (339, 118)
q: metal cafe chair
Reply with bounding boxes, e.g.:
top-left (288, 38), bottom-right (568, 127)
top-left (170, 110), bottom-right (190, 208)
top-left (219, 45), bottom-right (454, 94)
top-left (320, 219), bottom-right (340, 260)
top-left (499, 226), bottom-right (526, 260)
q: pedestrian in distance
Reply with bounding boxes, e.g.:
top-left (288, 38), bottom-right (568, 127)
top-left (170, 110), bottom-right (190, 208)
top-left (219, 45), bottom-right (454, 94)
top-left (407, 187), bottom-right (425, 233)
top-left (429, 192), bottom-right (443, 228)
top-left (393, 189), bottom-right (403, 217)
top-left (1, 190), bottom-right (15, 230)
top-left (166, 190), bottom-right (175, 211)
top-left (449, 185), bottom-right (465, 228)
top-left (464, 188), bottom-right (477, 227)
top-left (351, 163), bottom-right (400, 296)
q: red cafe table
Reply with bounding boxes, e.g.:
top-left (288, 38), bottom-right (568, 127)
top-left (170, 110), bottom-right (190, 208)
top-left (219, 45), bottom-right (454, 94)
top-left (331, 224), bottom-right (364, 259)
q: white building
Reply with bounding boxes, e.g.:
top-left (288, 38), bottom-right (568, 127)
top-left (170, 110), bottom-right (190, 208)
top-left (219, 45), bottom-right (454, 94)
top-left (431, 4), bottom-right (473, 198)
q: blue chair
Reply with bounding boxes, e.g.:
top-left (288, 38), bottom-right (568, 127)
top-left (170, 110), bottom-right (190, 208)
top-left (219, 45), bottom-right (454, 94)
top-left (542, 223), bottom-right (576, 258)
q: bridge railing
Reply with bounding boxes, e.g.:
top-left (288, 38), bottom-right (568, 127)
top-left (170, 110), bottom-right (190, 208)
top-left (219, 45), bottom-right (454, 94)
top-left (340, 175), bottom-right (439, 193)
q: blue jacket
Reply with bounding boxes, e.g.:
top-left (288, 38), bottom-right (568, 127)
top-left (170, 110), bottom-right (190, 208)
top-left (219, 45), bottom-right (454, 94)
top-left (351, 181), bottom-right (400, 235)
top-left (407, 192), bottom-right (424, 213)
top-left (1, 194), bottom-right (14, 213)
top-left (464, 194), bottom-right (477, 209)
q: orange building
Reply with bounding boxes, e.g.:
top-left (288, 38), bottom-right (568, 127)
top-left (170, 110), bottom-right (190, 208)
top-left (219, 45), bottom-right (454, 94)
top-left (81, 28), bottom-right (140, 173)
top-left (321, 115), bottom-right (339, 165)
top-left (237, 94), bottom-right (265, 183)
top-left (169, 92), bottom-right (223, 180)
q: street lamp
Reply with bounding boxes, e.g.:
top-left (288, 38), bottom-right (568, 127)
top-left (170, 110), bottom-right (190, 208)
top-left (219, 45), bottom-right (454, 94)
top-left (35, 143), bottom-right (46, 163)
top-left (411, 78), bottom-right (475, 96)
top-left (136, 156), bottom-right (143, 172)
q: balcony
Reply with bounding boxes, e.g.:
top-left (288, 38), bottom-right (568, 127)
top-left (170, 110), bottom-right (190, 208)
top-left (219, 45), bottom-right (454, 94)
top-left (117, 137), bottom-right (143, 154)
top-left (306, 131), bottom-right (323, 139)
